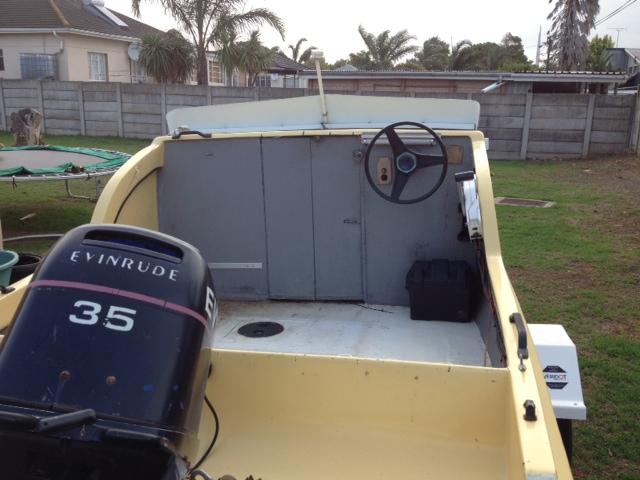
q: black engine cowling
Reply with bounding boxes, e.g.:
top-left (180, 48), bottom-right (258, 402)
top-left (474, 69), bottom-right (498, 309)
top-left (0, 224), bottom-right (216, 479)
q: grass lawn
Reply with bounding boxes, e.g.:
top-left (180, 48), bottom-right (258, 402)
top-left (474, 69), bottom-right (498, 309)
top-left (1, 133), bottom-right (639, 479)
top-left (0, 133), bottom-right (150, 252)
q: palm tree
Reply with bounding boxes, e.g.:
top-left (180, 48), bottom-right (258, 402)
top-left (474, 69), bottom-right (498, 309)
top-left (288, 38), bottom-right (315, 63)
top-left (357, 26), bottom-right (418, 69)
top-left (547, 0), bottom-right (600, 70)
top-left (220, 31), bottom-right (277, 86)
top-left (139, 29), bottom-right (196, 83)
top-left (132, 0), bottom-right (285, 85)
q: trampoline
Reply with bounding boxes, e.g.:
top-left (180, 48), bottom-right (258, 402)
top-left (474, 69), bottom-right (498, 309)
top-left (0, 145), bottom-right (131, 199)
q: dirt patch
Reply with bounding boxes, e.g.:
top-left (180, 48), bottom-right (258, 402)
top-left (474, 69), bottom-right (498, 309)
top-left (495, 197), bottom-right (555, 208)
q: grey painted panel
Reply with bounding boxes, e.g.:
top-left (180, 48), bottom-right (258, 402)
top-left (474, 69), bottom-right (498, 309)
top-left (364, 137), bottom-right (477, 306)
top-left (310, 136), bottom-right (363, 300)
top-left (262, 137), bottom-right (316, 299)
top-left (159, 139), bottom-right (268, 299)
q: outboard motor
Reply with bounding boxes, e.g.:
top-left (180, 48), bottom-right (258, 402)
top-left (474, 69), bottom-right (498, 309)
top-left (0, 225), bottom-right (217, 480)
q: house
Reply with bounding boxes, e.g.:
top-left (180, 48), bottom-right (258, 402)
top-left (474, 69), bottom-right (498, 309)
top-left (0, 0), bottom-right (162, 83)
top-left (205, 52), bottom-right (310, 88)
top-left (301, 70), bottom-right (629, 94)
top-left (606, 48), bottom-right (639, 90)
top-left (606, 48), bottom-right (640, 75)
top-left (259, 54), bottom-right (310, 88)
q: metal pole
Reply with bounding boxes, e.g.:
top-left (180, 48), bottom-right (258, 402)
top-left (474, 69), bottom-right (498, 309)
top-left (312, 50), bottom-right (328, 126)
top-left (535, 26), bottom-right (542, 67)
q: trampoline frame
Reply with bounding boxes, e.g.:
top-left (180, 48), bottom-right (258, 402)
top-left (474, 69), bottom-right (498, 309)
top-left (0, 146), bottom-right (129, 199)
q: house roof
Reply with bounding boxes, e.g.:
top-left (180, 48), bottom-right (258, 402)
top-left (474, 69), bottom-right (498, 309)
top-left (299, 69), bottom-right (628, 84)
top-left (0, 0), bottom-right (162, 40)
top-left (625, 49), bottom-right (640, 62)
top-left (266, 53), bottom-right (312, 73)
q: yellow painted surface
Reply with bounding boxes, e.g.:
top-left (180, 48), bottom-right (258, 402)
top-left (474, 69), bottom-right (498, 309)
top-left (0, 276), bottom-right (29, 331)
top-left (91, 140), bottom-right (163, 228)
top-left (199, 350), bottom-right (513, 480)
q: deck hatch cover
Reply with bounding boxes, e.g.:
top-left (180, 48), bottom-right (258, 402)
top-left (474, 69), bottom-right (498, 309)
top-left (238, 322), bottom-right (284, 338)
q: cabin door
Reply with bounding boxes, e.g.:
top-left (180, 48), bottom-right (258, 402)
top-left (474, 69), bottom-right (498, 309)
top-left (262, 136), bottom-right (363, 300)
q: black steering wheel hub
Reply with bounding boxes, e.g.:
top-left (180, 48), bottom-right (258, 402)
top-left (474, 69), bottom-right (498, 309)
top-left (364, 121), bottom-right (449, 204)
top-left (396, 152), bottom-right (418, 174)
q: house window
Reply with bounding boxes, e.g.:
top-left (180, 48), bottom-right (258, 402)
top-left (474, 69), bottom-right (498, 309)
top-left (20, 53), bottom-right (57, 80)
top-left (257, 73), bottom-right (271, 87)
top-left (208, 60), bottom-right (222, 84)
top-left (88, 52), bottom-right (108, 81)
top-left (284, 76), bottom-right (296, 88)
top-left (0, 49), bottom-right (4, 71)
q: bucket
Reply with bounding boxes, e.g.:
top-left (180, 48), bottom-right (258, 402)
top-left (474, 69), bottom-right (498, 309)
top-left (0, 250), bottom-right (19, 287)
top-left (10, 253), bottom-right (42, 284)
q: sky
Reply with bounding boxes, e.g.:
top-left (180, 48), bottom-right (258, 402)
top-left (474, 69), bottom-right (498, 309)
top-left (110, 0), bottom-right (640, 64)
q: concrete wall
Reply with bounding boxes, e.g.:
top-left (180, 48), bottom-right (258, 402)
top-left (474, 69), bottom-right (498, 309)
top-left (0, 33), bottom-right (141, 83)
top-left (0, 79), bottom-right (637, 158)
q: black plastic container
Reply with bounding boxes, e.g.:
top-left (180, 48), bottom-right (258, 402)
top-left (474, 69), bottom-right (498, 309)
top-left (0, 224), bottom-right (216, 478)
top-left (9, 252), bottom-right (42, 284)
top-left (406, 259), bottom-right (472, 322)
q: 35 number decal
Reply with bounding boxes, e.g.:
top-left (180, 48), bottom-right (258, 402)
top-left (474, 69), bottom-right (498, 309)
top-left (69, 300), bottom-right (136, 332)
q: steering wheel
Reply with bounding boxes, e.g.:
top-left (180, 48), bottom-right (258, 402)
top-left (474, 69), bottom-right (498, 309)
top-left (364, 121), bottom-right (449, 204)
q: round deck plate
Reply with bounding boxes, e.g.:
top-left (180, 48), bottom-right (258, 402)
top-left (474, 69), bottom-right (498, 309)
top-left (238, 321), bottom-right (284, 338)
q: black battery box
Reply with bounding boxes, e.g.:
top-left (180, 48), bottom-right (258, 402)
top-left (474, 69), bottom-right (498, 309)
top-left (405, 259), bottom-right (473, 322)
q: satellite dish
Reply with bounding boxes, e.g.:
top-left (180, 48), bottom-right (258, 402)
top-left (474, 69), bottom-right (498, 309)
top-left (128, 43), bottom-right (141, 61)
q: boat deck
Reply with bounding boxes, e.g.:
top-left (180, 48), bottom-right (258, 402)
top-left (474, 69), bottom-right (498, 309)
top-left (213, 301), bottom-right (490, 366)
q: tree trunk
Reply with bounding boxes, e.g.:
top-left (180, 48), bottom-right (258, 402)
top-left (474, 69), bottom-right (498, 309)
top-left (197, 46), bottom-right (209, 86)
top-left (9, 108), bottom-right (44, 146)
